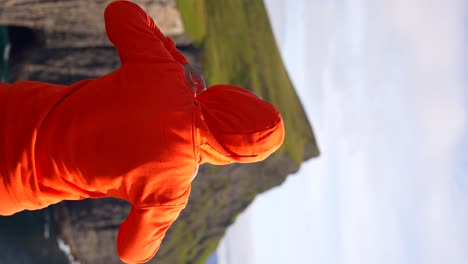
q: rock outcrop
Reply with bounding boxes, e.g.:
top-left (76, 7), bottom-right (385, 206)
top-left (0, 0), bottom-right (189, 48)
top-left (0, 1), bottom-right (319, 263)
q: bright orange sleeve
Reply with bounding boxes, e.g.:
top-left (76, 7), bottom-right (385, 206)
top-left (117, 205), bottom-right (185, 264)
top-left (144, 10), bottom-right (189, 65)
top-left (104, 0), bottom-right (188, 65)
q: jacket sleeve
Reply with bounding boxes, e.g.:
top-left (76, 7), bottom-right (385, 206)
top-left (117, 205), bottom-right (185, 264)
top-left (104, 0), bottom-right (188, 65)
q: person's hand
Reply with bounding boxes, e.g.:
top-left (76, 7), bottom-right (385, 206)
top-left (184, 63), bottom-right (206, 96)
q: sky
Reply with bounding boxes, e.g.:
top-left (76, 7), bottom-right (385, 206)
top-left (217, 0), bottom-right (468, 264)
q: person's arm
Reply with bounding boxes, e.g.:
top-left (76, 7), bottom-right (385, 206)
top-left (104, 0), bottom-right (188, 65)
top-left (145, 12), bottom-right (188, 65)
top-left (117, 205), bottom-right (185, 264)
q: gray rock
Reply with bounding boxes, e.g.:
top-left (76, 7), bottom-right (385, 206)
top-left (0, 0), bottom-right (185, 48)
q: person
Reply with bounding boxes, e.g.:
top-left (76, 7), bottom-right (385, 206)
top-left (0, 1), bottom-right (285, 263)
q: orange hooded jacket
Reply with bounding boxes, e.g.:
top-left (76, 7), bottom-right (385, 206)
top-left (0, 1), bottom-right (284, 263)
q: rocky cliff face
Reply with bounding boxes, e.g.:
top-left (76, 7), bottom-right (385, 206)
top-left (0, 1), bottom-right (319, 263)
top-left (0, 0), bottom-right (189, 48)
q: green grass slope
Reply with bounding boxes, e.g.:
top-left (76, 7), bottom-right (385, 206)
top-left (177, 0), bottom-right (319, 163)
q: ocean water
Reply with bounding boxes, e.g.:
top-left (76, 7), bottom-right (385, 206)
top-left (0, 26), bottom-right (9, 82)
top-left (0, 208), bottom-right (70, 264)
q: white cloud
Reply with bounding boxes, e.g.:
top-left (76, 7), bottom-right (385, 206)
top-left (263, 0), bottom-right (288, 48)
top-left (223, 0), bottom-right (467, 263)
top-left (217, 208), bottom-right (254, 264)
top-left (331, 0), bottom-right (467, 263)
top-left (298, 0), bottom-right (467, 263)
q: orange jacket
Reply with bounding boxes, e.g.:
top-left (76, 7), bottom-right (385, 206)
top-left (0, 1), bottom-right (284, 263)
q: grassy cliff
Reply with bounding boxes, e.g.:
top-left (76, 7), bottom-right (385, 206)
top-left (177, 0), bottom-right (319, 163)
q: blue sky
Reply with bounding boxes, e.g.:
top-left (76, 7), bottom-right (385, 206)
top-left (217, 0), bottom-right (468, 264)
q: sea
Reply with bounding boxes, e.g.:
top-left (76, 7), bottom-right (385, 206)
top-left (0, 26), bottom-right (9, 82)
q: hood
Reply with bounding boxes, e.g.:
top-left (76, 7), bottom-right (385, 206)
top-left (195, 84), bottom-right (285, 165)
